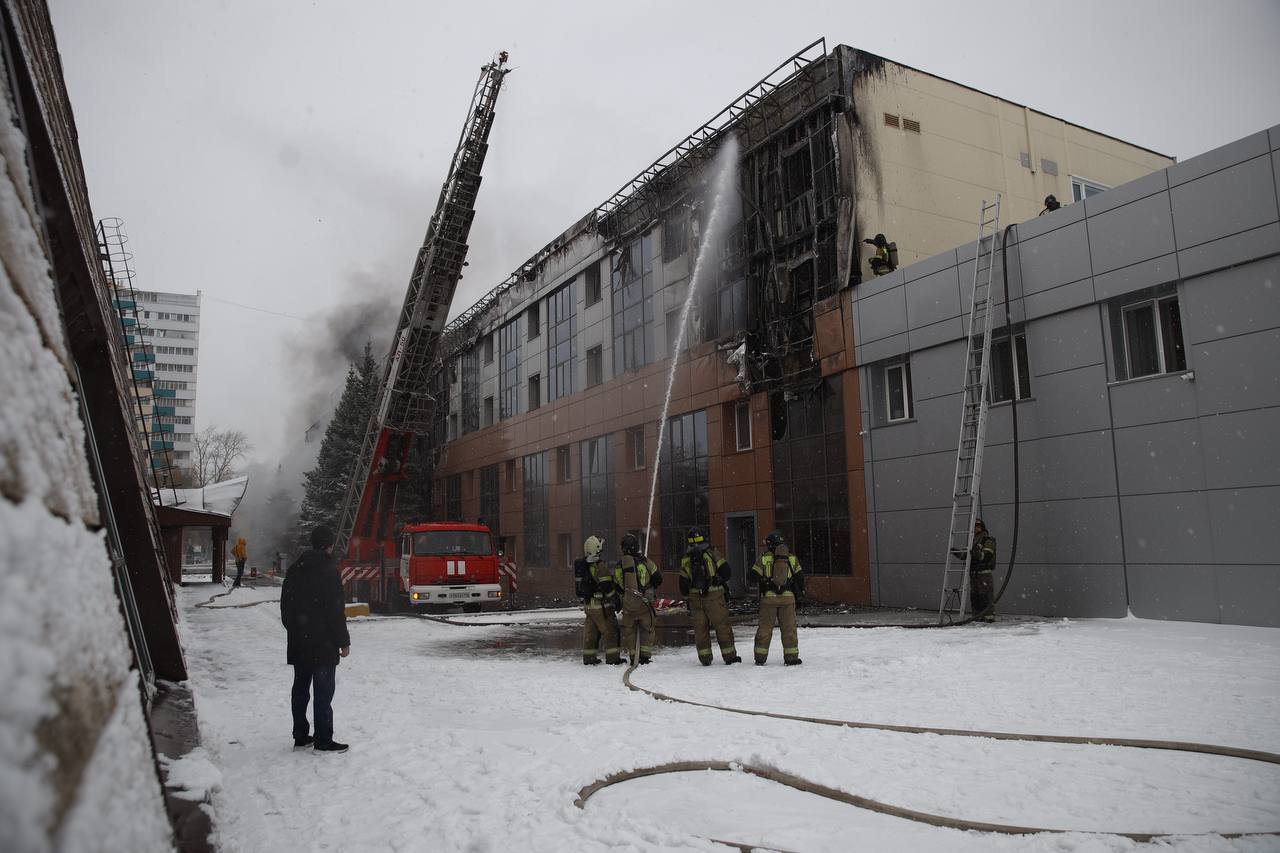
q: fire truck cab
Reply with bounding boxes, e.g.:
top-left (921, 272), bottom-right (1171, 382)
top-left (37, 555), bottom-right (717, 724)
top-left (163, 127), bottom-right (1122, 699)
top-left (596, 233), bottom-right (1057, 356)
top-left (399, 522), bottom-right (502, 610)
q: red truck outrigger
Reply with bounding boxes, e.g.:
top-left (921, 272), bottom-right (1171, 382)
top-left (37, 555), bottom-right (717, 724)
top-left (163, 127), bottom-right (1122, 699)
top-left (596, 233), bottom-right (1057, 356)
top-left (333, 53), bottom-right (511, 611)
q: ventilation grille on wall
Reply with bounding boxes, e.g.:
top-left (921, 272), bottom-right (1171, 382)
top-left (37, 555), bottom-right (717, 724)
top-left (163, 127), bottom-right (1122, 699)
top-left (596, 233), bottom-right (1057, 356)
top-left (902, 118), bottom-right (921, 133)
top-left (1041, 158), bottom-right (1059, 176)
top-left (884, 113), bottom-right (900, 128)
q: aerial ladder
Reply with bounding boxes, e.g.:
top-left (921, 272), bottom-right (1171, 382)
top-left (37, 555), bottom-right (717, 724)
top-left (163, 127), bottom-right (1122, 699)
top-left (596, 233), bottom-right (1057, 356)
top-left (334, 52), bottom-right (511, 606)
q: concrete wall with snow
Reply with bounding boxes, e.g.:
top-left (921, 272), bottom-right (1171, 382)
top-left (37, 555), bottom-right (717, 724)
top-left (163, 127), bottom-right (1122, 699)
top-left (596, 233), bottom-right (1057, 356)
top-left (0, 46), bottom-right (173, 853)
top-left (855, 125), bottom-right (1280, 626)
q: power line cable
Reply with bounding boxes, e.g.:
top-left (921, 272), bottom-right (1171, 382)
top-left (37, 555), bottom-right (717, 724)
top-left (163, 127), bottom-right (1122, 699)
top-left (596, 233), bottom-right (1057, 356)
top-left (202, 294), bottom-right (312, 322)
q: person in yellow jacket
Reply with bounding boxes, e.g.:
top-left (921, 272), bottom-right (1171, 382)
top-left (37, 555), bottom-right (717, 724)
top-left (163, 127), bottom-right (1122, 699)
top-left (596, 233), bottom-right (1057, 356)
top-left (679, 527), bottom-right (740, 666)
top-left (613, 533), bottom-right (662, 665)
top-left (231, 536), bottom-right (248, 587)
top-left (750, 531), bottom-right (803, 665)
top-left (575, 535), bottom-right (622, 665)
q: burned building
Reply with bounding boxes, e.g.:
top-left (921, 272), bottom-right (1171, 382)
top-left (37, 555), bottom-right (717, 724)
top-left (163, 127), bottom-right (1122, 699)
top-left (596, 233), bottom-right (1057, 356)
top-left (426, 41), bottom-right (1173, 604)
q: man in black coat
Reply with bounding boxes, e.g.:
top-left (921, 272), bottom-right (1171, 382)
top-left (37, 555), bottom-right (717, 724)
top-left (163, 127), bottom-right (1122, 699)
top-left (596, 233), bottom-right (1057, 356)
top-left (281, 525), bottom-right (351, 752)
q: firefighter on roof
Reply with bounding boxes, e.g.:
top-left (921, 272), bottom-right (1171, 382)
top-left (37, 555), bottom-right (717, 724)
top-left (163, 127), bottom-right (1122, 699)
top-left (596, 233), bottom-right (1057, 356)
top-left (614, 533), bottom-right (662, 665)
top-left (750, 531), bottom-right (803, 665)
top-left (576, 535), bottom-right (621, 665)
top-left (864, 233), bottom-right (896, 276)
top-left (679, 527), bottom-right (740, 666)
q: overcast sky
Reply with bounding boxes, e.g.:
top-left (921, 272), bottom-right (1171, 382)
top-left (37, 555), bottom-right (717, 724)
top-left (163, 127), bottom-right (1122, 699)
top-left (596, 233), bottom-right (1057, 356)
top-left (50, 0), bottom-right (1280, 463)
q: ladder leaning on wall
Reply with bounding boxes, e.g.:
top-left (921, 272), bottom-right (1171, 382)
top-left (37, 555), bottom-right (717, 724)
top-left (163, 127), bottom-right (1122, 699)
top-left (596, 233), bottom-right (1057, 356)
top-left (937, 195), bottom-right (1002, 624)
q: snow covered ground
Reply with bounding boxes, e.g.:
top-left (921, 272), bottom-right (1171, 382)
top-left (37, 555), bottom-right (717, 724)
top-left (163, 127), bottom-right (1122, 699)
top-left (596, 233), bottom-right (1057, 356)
top-left (179, 585), bottom-right (1280, 852)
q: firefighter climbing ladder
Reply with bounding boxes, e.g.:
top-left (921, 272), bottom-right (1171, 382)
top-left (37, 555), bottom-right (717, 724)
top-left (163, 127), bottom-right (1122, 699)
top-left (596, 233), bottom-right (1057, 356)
top-left (937, 196), bottom-right (1002, 624)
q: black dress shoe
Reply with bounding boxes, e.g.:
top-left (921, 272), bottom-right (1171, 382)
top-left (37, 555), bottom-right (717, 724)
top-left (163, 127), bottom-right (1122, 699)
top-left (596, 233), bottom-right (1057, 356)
top-left (293, 735), bottom-right (314, 748)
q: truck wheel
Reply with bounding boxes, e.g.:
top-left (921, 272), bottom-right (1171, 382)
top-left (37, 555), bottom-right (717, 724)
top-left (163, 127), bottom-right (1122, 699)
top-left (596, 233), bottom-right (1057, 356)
top-left (463, 603), bottom-right (482, 613)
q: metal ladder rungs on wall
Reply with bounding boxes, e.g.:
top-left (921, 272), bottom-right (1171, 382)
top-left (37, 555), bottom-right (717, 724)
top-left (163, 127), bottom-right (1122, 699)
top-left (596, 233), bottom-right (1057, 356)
top-left (938, 196), bottom-right (1002, 624)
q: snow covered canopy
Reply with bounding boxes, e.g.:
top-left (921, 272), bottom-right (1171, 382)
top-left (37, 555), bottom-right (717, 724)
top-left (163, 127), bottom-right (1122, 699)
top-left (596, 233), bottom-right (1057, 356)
top-left (155, 475), bottom-right (249, 517)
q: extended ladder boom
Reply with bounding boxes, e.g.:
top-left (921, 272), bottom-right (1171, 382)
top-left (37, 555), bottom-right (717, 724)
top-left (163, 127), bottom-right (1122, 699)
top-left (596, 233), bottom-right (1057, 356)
top-left (938, 196), bottom-right (1002, 623)
top-left (335, 53), bottom-right (511, 564)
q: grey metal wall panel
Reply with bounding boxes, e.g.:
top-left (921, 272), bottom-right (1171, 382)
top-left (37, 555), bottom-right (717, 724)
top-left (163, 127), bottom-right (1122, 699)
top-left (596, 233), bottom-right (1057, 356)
top-left (1034, 431), bottom-right (1117, 501)
top-left (1024, 278), bottom-right (1095, 321)
top-left (975, 499), bottom-right (1047, 564)
top-left (909, 341), bottom-right (966, 401)
top-left (1032, 496), bottom-right (1123, 563)
top-left (1109, 375), bottom-right (1199, 428)
top-left (1027, 365), bottom-right (1112, 435)
top-left (1167, 131), bottom-right (1270, 186)
top-left (1016, 220), bottom-right (1093, 294)
top-left (1127, 564), bottom-right (1222, 622)
top-left (1087, 192), bottom-right (1177, 275)
top-left (1121, 491), bottom-right (1214, 564)
top-left (902, 248), bottom-right (959, 283)
top-left (856, 287), bottom-right (908, 344)
top-left (1177, 222), bottom-right (1280, 280)
top-left (1215, 565), bottom-right (1280, 627)
top-left (1170, 155), bottom-right (1279, 248)
top-left (858, 332), bottom-right (911, 366)
top-left (1206, 486), bottom-right (1280, 564)
top-left (855, 266), bottom-right (906, 300)
top-left (1011, 200), bottom-right (1085, 242)
top-left (997, 564), bottom-right (1128, 617)
top-left (1192, 329), bottom-right (1280, 414)
top-left (874, 507), bottom-right (950, 563)
top-left (869, 393), bottom-right (961, 459)
top-left (908, 317), bottom-right (965, 353)
top-left (1022, 306), bottom-right (1104, 375)
top-left (1271, 124), bottom-right (1280, 151)
top-left (869, 453), bottom-right (953, 513)
top-left (1092, 253), bottom-right (1180, 302)
top-left (1199, 407), bottom-right (1280, 490)
top-left (1113, 419), bottom-right (1207, 495)
top-left (984, 401), bottom-right (1042, 447)
top-left (905, 267), bottom-right (961, 328)
top-left (873, 562), bottom-right (944, 609)
top-left (1082, 167), bottom-right (1170, 216)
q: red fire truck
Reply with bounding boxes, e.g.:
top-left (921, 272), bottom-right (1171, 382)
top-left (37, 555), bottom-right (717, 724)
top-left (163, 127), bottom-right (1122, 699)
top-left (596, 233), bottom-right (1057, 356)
top-left (398, 522), bottom-right (502, 610)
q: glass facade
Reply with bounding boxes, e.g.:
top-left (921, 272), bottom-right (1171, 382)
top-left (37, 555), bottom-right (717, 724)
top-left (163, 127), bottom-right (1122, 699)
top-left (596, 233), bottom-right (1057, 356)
top-left (445, 474), bottom-right (462, 521)
top-left (480, 464), bottom-right (500, 535)
top-left (498, 319), bottom-right (521, 420)
top-left (770, 377), bottom-right (850, 575)
top-left (611, 233), bottom-right (656, 375)
top-left (522, 451), bottom-right (549, 567)
top-left (580, 434), bottom-right (615, 559)
top-left (546, 282), bottom-right (576, 402)
top-left (659, 411), bottom-right (710, 572)
top-left (460, 348), bottom-right (479, 434)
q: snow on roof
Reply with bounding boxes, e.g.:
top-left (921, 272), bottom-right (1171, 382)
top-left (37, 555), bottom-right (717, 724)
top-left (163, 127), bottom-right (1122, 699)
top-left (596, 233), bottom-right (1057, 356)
top-left (156, 476), bottom-right (249, 517)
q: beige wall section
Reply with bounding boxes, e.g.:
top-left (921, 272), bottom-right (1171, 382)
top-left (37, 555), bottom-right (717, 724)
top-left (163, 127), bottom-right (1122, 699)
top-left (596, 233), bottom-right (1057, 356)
top-left (852, 63), bottom-right (1174, 270)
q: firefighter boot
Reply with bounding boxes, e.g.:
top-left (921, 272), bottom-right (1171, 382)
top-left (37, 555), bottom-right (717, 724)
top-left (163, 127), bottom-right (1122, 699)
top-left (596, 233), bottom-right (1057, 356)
top-left (724, 654), bottom-right (741, 665)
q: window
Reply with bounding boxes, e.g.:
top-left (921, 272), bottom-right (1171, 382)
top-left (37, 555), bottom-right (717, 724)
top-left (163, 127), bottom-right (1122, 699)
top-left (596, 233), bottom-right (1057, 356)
top-left (522, 452), bottom-right (549, 567)
top-left (663, 212), bottom-right (688, 262)
top-left (444, 474), bottom-right (462, 520)
top-left (885, 360), bottom-right (914, 422)
top-left (586, 345), bottom-right (603, 388)
top-left (1115, 292), bottom-right (1186, 380)
top-left (546, 283), bottom-right (576, 402)
top-left (480, 464), bottom-right (500, 534)
top-left (1071, 175), bottom-right (1110, 202)
top-left (611, 233), bottom-right (657, 375)
top-left (498, 320), bottom-right (521, 419)
top-left (506, 459), bottom-right (516, 492)
top-left (414, 530), bottom-right (491, 556)
top-left (527, 303), bottom-right (540, 339)
top-left (483, 333), bottom-right (494, 364)
top-left (734, 400), bottom-right (752, 451)
top-left (558, 533), bottom-right (574, 568)
top-left (557, 445), bottom-right (572, 482)
top-left (460, 348), bottom-right (479, 434)
top-left (528, 374), bottom-right (541, 411)
top-left (585, 262), bottom-right (602, 306)
top-left (483, 396), bottom-right (494, 427)
top-left (448, 413), bottom-right (458, 442)
top-left (666, 307), bottom-right (685, 357)
top-left (580, 435), bottom-right (615, 560)
top-left (770, 377), bottom-right (851, 576)
top-left (990, 331), bottom-right (1032, 403)
top-left (626, 426), bottom-right (646, 470)
top-left (659, 411), bottom-right (710, 570)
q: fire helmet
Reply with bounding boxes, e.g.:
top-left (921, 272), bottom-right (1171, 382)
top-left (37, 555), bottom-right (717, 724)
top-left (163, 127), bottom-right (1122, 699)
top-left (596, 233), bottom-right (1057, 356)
top-left (764, 531), bottom-right (784, 550)
top-left (621, 533), bottom-right (641, 556)
top-left (584, 535), bottom-right (604, 562)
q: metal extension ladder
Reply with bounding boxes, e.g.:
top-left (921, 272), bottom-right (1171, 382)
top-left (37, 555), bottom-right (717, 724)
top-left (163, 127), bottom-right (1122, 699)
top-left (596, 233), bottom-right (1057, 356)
top-left (937, 196), bottom-right (1002, 624)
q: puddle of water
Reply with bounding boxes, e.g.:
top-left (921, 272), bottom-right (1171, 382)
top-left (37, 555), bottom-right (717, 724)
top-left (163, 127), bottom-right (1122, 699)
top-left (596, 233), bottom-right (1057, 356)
top-left (433, 616), bottom-right (703, 658)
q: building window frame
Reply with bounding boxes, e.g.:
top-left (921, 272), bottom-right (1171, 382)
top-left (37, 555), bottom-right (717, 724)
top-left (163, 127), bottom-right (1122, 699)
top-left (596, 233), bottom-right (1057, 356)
top-left (585, 262), bottom-right (602, 306)
top-left (989, 330), bottom-right (1032, 404)
top-left (626, 426), bottom-right (646, 470)
top-left (546, 282), bottom-right (576, 403)
top-left (585, 345), bottom-right (603, 388)
top-left (1117, 293), bottom-right (1186, 380)
top-left (528, 373), bottom-right (541, 411)
top-left (498, 320), bottom-right (521, 420)
top-left (557, 444), bottom-right (572, 482)
top-left (884, 359), bottom-right (914, 423)
top-left (1070, 175), bottom-right (1110, 202)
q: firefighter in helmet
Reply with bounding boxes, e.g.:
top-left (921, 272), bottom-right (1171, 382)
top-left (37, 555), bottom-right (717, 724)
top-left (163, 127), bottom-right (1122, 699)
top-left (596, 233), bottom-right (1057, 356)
top-left (576, 535), bottom-right (621, 665)
top-left (613, 533), bottom-right (662, 665)
top-left (864, 233), bottom-right (895, 276)
top-left (969, 518), bottom-right (997, 622)
top-left (679, 527), bottom-right (740, 665)
top-left (750, 531), bottom-right (803, 665)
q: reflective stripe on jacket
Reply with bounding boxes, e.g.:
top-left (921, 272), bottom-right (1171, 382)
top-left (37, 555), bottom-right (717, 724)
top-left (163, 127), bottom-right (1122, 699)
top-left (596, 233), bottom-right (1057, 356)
top-left (680, 549), bottom-right (727, 593)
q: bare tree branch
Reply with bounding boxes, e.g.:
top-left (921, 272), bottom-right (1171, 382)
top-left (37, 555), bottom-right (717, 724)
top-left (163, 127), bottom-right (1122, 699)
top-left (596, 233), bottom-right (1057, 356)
top-left (192, 426), bottom-right (253, 487)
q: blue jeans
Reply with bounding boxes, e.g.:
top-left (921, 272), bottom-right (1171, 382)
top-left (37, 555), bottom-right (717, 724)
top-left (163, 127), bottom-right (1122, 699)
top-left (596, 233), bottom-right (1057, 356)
top-left (291, 664), bottom-right (336, 743)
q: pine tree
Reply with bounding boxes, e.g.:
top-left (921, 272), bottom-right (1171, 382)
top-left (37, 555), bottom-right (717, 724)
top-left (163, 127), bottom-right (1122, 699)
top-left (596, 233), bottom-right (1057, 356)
top-left (296, 344), bottom-right (380, 547)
